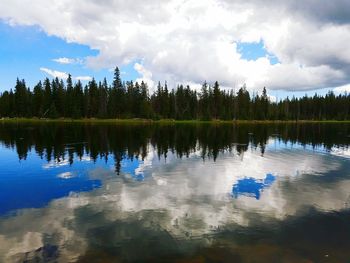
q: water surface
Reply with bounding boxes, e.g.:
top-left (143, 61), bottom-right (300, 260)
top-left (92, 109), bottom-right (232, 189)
top-left (0, 123), bottom-right (350, 262)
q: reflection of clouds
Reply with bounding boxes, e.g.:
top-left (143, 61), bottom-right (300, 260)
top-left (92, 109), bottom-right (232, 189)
top-left (330, 147), bottom-right (350, 159)
top-left (272, 177), bottom-right (350, 216)
top-left (42, 156), bottom-right (92, 169)
top-left (0, 141), bottom-right (349, 262)
top-left (42, 159), bottom-right (70, 169)
top-left (134, 148), bottom-right (155, 179)
top-left (115, 144), bottom-right (343, 227)
top-left (57, 172), bottom-right (75, 179)
top-left (6, 232), bottom-right (43, 262)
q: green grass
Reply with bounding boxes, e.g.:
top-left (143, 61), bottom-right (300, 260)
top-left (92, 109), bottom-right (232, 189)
top-left (1, 117), bottom-right (350, 125)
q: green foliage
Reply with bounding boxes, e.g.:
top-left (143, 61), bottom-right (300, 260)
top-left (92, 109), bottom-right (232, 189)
top-left (1, 67), bottom-right (349, 120)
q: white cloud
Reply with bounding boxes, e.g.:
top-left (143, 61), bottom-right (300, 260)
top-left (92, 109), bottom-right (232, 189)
top-left (75, 76), bottom-right (92, 81)
top-left (40, 67), bottom-right (92, 82)
top-left (57, 172), bottom-right (76, 179)
top-left (134, 62), bottom-right (154, 91)
top-left (268, 94), bottom-right (277, 103)
top-left (52, 57), bottom-right (82, 65)
top-left (40, 67), bottom-right (68, 79)
top-left (334, 84), bottom-right (350, 94)
top-left (1, 0), bottom-right (350, 91)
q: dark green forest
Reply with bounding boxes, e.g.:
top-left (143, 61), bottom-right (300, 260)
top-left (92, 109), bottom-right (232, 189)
top-left (0, 67), bottom-right (349, 120)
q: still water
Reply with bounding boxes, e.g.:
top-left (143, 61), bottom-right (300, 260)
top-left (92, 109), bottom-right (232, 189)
top-left (0, 123), bottom-right (350, 262)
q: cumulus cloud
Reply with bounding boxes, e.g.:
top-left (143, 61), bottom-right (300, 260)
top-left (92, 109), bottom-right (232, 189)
top-left (52, 57), bottom-right (82, 65)
top-left (1, 0), bottom-right (350, 91)
top-left (40, 67), bottom-right (68, 79)
top-left (334, 84), bottom-right (350, 94)
top-left (134, 62), bottom-right (154, 91)
top-left (75, 76), bottom-right (92, 81)
top-left (40, 67), bottom-right (92, 81)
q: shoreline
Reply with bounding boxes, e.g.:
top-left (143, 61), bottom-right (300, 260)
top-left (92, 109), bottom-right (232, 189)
top-left (1, 118), bottom-right (350, 125)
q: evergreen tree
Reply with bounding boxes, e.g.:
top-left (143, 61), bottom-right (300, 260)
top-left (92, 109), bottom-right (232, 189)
top-left (33, 81), bottom-right (44, 117)
top-left (98, 78), bottom-right (108, 118)
top-left (65, 74), bottom-right (74, 118)
top-left (14, 79), bottom-right (29, 117)
top-left (0, 66), bottom-right (349, 121)
top-left (109, 66), bottom-right (125, 118)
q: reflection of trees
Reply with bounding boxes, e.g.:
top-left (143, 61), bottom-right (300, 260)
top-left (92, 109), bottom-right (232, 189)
top-left (0, 123), bottom-right (349, 170)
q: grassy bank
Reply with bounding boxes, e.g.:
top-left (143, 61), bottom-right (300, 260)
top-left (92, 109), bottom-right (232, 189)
top-left (1, 118), bottom-right (350, 125)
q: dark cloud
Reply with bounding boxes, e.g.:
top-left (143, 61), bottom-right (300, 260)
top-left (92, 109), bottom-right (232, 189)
top-left (291, 0), bottom-right (350, 25)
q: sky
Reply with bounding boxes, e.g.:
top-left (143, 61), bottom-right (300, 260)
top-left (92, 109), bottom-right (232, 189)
top-left (0, 0), bottom-right (350, 98)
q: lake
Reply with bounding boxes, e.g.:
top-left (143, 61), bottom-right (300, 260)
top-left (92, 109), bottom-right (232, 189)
top-left (0, 122), bottom-right (349, 262)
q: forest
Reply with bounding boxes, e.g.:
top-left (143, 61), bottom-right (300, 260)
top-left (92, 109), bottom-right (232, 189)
top-left (0, 67), bottom-right (349, 120)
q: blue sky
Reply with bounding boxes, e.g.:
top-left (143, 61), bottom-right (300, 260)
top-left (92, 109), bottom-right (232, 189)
top-left (237, 41), bottom-right (279, 65)
top-left (0, 21), bottom-right (139, 91)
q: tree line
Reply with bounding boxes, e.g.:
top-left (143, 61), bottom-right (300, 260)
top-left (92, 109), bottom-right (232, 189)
top-left (0, 67), bottom-right (349, 120)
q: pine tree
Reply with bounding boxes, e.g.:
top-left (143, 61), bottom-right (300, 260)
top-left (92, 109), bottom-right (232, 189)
top-left (14, 79), bottom-right (29, 117)
top-left (108, 67), bottom-right (125, 118)
top-left (98, 78), bottom-right (108, 118)
top-left (0, 66), bottom-right (350, 121)
top-left (33, 81), bottom-right (44, 117)
top-left (65, 74), bottom-right (74, 118)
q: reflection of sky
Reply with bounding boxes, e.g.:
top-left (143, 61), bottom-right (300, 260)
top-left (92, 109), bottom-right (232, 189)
top-left (0, 138), bottom-right (350, 261)
top-left (122, 157), bottom-right (144, 181)
top-left (265, 136), bottom-right (350, 157)
top-left (265, 137), bottom-right (327, 153)
top-left (0, 146), bottom-right (104, 216)
top-left (0, 137), bottom-right (348, 216)
top-left (0, 144), bottom-right (154, 215)
top-left (232, 173), bottom-right (276, 199)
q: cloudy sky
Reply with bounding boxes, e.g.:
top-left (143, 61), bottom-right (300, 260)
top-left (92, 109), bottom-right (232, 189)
top-left (0, 0), bottom-right (350, 97)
